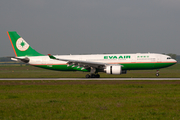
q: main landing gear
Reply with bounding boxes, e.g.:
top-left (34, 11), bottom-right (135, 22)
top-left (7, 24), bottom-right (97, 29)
top-left (156, 70), bottom-right (159, 77)
top-left (85, 67), bottom-right (100, 78)
top-left (86, 74), bottom-right (100, 78)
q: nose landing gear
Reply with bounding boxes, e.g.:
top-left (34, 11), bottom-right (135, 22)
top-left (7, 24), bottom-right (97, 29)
top-left (156, 70), bottom-right (159, 77)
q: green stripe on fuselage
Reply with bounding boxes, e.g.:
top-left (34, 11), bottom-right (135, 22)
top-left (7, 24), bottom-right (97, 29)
top-left (121, 62), bottom-right (176, 70)
top-left (34, 62), bottom-right (175, 72)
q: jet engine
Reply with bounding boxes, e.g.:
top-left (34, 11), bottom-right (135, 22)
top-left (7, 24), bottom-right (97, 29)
top-left (105, 65), bottom-right (122, 74)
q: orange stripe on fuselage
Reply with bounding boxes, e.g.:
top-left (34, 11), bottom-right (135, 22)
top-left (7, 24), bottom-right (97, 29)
top-left (7, 31), bottom-right (17, 57)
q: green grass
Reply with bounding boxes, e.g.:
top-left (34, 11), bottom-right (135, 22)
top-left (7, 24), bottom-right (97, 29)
top-left (0, 64), bottom-right (179, 119)
top-left (0, 64), bottom-right (180, 78)
top-left (0, 80), bottom-right (180, 119)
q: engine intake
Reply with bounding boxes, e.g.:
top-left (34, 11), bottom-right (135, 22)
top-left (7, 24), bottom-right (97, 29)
top-left (105, 65), bottom-right (122, 74)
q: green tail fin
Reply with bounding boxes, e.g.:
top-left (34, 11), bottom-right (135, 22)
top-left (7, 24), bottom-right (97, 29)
top-left (7, 31), bottom-right (44, 57)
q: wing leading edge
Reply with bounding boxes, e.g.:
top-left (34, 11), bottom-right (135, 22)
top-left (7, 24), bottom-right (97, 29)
top-left (48, 54), bottom-right (110, 69)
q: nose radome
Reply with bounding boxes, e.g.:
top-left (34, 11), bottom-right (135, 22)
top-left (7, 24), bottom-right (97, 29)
top-left (174, 59), bottom-right (177, 63)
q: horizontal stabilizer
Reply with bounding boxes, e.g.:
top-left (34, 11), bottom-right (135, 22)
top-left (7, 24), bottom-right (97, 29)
top-left (11, 57), bottom-right (29, 63)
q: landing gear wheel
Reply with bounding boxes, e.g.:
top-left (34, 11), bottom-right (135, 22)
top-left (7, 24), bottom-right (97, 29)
top-left (95, 74), bottom-right (100, 78)
top-left (86, 74), bottom-right (90, 78)
top-left (156, 70), bottom-right (159, 77)
top-left (86, 74), bottom-right (100, 78)
top-left (90, 74), bottom-right (96, 78)
top-left (156, 73), bottom-right (159, 77)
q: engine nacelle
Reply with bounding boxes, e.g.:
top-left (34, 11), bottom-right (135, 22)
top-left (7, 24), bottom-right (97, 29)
top-left (105, 65), bottom-right (122, 74)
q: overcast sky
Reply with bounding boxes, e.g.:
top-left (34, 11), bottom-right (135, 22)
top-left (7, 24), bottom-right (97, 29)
top-left (1, 0), bottom-right (180, 57)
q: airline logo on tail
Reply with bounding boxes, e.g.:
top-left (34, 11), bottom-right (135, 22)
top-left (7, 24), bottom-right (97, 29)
top-left (7, 31), bottom-right (44, 57)
top-left (16, 38), bottom-right (29, 51)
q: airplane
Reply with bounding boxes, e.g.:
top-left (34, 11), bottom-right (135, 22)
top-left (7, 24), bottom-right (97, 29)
top-left (7, 31), bottom-right (177, 78)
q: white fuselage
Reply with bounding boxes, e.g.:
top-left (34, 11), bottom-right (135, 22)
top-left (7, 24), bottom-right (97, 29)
top-left (26, 53), bottom-right (176, 66)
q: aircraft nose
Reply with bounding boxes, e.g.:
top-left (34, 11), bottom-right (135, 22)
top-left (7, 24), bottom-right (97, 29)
top-left (173, 59), bottom-right (177, 63)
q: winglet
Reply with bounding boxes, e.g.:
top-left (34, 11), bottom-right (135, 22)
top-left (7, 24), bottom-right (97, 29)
top-left (48, 54), bottom-right (56, 59)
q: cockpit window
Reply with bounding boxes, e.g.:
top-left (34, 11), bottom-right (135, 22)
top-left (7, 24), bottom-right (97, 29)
top-left (167, 57), bottom-right (171, 59)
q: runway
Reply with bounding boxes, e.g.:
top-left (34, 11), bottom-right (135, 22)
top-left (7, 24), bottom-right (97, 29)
top-left (1, 78), bottom-right (180, 80)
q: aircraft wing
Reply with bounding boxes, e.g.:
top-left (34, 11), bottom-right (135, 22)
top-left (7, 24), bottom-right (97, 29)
top-left (48, 54), bottom-right (109, 69)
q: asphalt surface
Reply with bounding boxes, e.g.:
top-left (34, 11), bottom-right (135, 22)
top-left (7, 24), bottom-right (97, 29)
top-left (1, 78), bottom-right (180, 80)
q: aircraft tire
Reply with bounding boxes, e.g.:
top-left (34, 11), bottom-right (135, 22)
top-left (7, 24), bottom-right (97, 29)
top-left (86, 74), bottom-right (90, 78)
top-left (90, 74), bottom-right (96, 78)
top-left (156, 73), bottom-right (159, 77)
top-left (95, 74), bottom-right (100, 78)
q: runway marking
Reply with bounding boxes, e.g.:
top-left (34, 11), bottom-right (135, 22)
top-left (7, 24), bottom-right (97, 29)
top-left (1, 78), bottom-right (180, 80)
